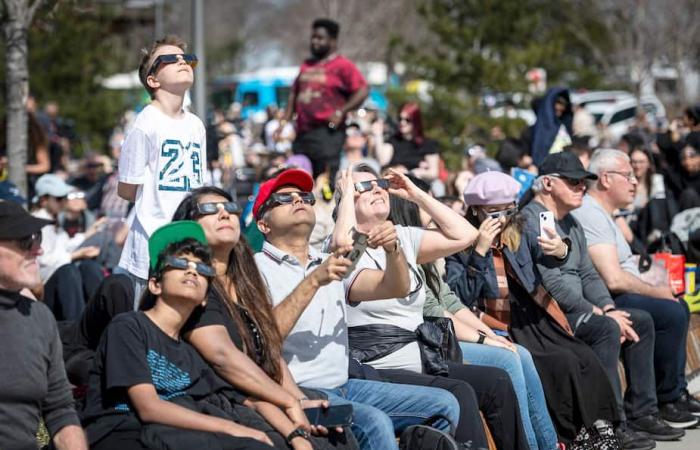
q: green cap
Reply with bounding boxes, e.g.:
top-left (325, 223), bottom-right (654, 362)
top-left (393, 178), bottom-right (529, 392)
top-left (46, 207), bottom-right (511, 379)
top-left (148, 221), bottom-right (208, 271)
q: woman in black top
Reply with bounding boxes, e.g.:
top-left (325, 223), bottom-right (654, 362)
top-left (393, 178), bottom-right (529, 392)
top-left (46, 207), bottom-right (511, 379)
top-left (174, 186), bottom-right (357, 450)
top-left (82, 222), bottom-right (274, 450)
top-left (377, 102), bottom-right (440, 182)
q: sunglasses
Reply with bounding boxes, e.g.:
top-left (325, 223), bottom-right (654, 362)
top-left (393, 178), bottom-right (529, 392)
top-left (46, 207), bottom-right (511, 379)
top-left (551, 175), bottom-right (586, 188)
top-left (399, 117), bottom-right (411, 124)
top-left (148, 53), bottom-right (198, 77)
top-left (354, 179), bottom-right (390, 193)
top-left (16, 232), bottom-right (42, 252)
top-left (66, 191), bottom-right (86, 201)
top-left (196, 201), bottom-right (240, 216)
top-left (162, 256), bottom-right (215, 278)
top-left (262, 191), bottom-right (316, 213)
top-left (484, 207), bottom-right (518, 220)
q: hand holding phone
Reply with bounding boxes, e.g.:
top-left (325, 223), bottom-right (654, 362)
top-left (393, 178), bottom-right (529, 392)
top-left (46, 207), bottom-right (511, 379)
top-left (304, 404), bottom-right (353, 428)
top-left (539, 211), bottom-right (555, 238)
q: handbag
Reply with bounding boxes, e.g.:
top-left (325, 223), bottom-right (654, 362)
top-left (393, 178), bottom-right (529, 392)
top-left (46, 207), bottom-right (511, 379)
top-left (417, 317), bottom-right (463, 376)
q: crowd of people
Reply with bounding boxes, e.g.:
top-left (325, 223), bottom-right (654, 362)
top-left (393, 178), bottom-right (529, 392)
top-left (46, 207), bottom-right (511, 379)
top-left (2, 16), bottom-right (700, 450)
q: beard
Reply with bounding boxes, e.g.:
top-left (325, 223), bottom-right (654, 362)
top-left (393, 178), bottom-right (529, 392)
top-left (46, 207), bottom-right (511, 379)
top-left (310, 44), bottom-right (331, 59)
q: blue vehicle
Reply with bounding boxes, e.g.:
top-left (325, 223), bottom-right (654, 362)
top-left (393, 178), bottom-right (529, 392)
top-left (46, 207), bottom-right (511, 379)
top-left (215, 64), bottom-right (390, 121)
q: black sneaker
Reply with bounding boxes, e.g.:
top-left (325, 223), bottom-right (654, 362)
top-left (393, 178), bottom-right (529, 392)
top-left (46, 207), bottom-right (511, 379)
top-left (678, 389), bottom-right (700, 417)
top-left (616, 426), bottom-right (656, 450)
top-left (628, 414), bottom-right (685, 441)
top-left (659, 401), bottom-right (699, 429)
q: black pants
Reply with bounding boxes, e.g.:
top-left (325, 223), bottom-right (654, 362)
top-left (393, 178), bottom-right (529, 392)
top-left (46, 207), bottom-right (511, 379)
top-left (44, 260), bottom-right (104, 321)
top-left (575, 309), bottom-right (657, 422)
top-left (292, 125), bottom-right (345, 178)
top-left (62, 274), bottom-right (134, 386)
top-left (614, 293), bottom-right (690, 403)
top-left (378, 363), bottom-right (528, 450)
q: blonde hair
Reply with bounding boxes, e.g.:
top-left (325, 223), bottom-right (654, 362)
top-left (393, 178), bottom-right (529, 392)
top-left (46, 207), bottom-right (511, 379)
top-left (138, 35), bottom-right (187, 99)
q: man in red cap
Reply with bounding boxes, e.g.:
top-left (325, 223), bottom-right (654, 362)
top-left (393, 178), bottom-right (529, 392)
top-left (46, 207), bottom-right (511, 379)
top-left (252, 169), bottom-right (461, 450)
top-left (0, 201), bottom-right (87, 450)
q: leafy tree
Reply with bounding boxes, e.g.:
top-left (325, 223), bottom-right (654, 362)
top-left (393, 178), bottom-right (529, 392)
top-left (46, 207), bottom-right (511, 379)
top-left (1, 1), bottom-right (131, 168)
top-left (396, 0), bottom-right (613, 167)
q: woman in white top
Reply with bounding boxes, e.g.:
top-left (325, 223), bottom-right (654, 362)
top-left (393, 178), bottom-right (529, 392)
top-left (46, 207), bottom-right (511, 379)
top-left (329, 164), bottom-right (529, 450)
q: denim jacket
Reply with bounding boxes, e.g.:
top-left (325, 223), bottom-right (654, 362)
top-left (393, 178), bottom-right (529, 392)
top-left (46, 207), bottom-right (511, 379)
top-left (445, 227), bottom-right (542, 310)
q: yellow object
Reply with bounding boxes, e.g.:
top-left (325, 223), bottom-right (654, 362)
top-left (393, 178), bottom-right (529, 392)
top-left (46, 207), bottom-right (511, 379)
top-left (685, 263), bottom-right (700, 313)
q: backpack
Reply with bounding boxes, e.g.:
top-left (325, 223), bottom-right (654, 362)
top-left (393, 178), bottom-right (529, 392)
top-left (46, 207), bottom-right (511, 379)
top-left (399, 415), bottom-right (476, 450)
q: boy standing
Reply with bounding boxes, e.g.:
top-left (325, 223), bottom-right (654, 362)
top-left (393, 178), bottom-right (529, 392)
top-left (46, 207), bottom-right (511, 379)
top-left (117, 36), bottom-right (207, 302)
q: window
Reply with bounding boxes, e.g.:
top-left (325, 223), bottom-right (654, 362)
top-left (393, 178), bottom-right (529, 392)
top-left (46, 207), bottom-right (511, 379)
top-left (242, 91), bottom-right (259, 108)
top-left (609, 107), bottom-right (636, 125)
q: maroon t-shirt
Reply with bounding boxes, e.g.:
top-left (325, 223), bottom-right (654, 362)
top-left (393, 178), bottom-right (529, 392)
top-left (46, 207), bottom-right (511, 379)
top-left (292, 54), bottom-right (367, 134)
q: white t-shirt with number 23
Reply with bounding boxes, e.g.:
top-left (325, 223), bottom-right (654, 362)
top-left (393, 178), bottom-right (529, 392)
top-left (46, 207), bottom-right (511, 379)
top-left (117, 104), bottom-right (208, 280)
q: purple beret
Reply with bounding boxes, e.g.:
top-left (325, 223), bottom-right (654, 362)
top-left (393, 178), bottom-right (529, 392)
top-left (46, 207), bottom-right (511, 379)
top-left (462, 171), bottom-right (520, 206)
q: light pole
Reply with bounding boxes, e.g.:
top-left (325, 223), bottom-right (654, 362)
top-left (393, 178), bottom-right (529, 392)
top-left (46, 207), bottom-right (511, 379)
top-left (191, 0), bottom-right (206, 120)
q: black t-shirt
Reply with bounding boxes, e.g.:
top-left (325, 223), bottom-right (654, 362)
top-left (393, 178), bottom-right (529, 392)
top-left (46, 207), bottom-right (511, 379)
top-left (183, 289), bottom-right (266, 366)
top-left (388, 136), bottom-right (439, 170)
top-left (183, 289), bottom-right (244, 349)
top-left (83, 311), bottom-right (236, 423)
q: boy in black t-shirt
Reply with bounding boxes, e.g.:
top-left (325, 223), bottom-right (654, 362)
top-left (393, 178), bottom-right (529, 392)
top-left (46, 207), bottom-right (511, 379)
top-left (82, 221), bottom-right (275, 450)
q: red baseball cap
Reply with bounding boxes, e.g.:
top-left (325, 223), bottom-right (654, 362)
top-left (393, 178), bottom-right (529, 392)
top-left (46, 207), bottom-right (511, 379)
top-left (253, 169), bottom-right (314, 219)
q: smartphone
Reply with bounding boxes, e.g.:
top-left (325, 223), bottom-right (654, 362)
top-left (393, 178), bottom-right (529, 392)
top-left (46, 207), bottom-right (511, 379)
top-left (304, 404), bottom-right (354, 428)
top-left (343, 228), bottom-right (368, 277)
top-left (539, 211), bottom-right (555, 237)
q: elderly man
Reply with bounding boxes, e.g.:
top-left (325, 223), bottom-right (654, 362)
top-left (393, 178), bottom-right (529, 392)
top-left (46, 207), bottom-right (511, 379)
top-left (522, 152), bottom-right (683, 448)
top-left (252, 169), bottom-right (460, 450)
top-left (571, 149), bottom-right (700, 428)
top-left (0, 201), bottom-right (87, 450)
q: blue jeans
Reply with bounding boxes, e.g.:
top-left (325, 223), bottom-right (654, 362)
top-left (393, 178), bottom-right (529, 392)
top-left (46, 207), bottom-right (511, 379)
top-left (461, 342), bottom-right (558, 450)
top-left (318, 378), bottom-right (460, 450)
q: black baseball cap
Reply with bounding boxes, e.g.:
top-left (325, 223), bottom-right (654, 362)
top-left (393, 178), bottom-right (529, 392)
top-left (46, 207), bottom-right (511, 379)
top-left (539, 151), bottom-right (598, 180)
top-left (0, 200), bottom-right (53, 240)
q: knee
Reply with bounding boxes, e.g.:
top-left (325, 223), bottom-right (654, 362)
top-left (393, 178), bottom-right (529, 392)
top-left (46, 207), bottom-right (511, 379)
top-left (50, 263), bottom-right (82, 285)
top-left (433, 389), bottom-right (460, 426)
top-left (600, 316), bottom-right (622, 342)
top-left (629, 309), bottom-right (654, 336)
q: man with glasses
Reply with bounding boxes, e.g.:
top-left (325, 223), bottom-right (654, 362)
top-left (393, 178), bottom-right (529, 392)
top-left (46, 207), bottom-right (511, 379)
top-left (117, 35), bottom-right (207, 305)
top-left (0, 201), bottom-right (87, 450)
top-left (33, 174), bottom-right (105, 321)
top-left (253, 168), bottom-right (460, 450)
top-left (572, 149), bottom-right (700, 429)
top-left (522, 152), bottom-right (679, 448)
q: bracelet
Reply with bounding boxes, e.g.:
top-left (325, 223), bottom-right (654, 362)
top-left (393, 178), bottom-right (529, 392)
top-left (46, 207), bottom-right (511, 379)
top-left (603, 307), bottom-right (616, 315)
top-left (298, 396), bottom-right (309, 405)
top-left (286, 426), bottom-right (310, 445)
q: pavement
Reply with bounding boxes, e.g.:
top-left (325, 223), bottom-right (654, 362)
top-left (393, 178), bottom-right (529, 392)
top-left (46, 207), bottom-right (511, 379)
top-left (656, 376), bottom-right (700, 450)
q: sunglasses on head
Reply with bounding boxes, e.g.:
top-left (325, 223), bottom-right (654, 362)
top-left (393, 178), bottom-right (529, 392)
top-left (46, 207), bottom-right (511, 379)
top-left (148, 53), bottom-right (198, 77)
top-left (485, 207), bottom-right (518, 220)
top-left (16, 232), bottom-right (42, 252)
top-left (162, 256), bottom-right (215, 278)
top-left (354, 179), bottom-right (390, 193)
top-left (196, 201), bottom-right (240, 216)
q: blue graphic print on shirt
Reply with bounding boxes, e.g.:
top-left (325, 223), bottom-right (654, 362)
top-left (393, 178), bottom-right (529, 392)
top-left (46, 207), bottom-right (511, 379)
top-left (114, 349), bottom-right (192, 411)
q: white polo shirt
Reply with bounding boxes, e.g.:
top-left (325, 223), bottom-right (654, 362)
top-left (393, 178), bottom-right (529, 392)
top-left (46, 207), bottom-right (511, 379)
top-left (255, 242), bottom-right (354, 390)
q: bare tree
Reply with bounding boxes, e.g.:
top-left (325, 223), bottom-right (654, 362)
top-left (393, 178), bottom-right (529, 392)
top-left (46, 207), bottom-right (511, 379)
top-left (2, 0), bottom-right (47, 196)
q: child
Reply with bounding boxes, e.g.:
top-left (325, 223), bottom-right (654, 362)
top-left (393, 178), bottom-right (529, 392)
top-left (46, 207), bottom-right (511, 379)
top-left (117, 35), bottom-right (208, 302)
top-left (82, 221), bottom-right (274, 450)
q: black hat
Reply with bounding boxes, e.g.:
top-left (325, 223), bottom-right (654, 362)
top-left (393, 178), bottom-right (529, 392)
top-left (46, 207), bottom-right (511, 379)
top-left (0, 201), bottom-right (53, 240)
top-left (539, 151), bottom-right (598, 180)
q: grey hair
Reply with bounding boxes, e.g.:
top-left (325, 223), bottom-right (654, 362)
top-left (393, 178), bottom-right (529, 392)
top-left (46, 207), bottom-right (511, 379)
top-left (531, 175), bottom-right (547, 194)
top-left (587, 148), bottom-right (629, 190)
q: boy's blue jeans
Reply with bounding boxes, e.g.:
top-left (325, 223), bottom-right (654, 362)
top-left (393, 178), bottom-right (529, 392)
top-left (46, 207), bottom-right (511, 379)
top-left (318, 378), bottom-right (460, 450)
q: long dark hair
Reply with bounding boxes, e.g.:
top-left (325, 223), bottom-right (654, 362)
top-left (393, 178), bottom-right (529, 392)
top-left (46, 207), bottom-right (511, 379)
top-left (388, 194), bottom-right (442, 297)
top-left (139, 238), bottom-right (212, 311)
top-left (173, 186), bottom-right (283, 382)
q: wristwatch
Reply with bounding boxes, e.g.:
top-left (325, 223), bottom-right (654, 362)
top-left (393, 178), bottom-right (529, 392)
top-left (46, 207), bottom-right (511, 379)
top-left (286, 426), bottom-right (310, 445)
top-left (476, 330), bottom-right (487, 344)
